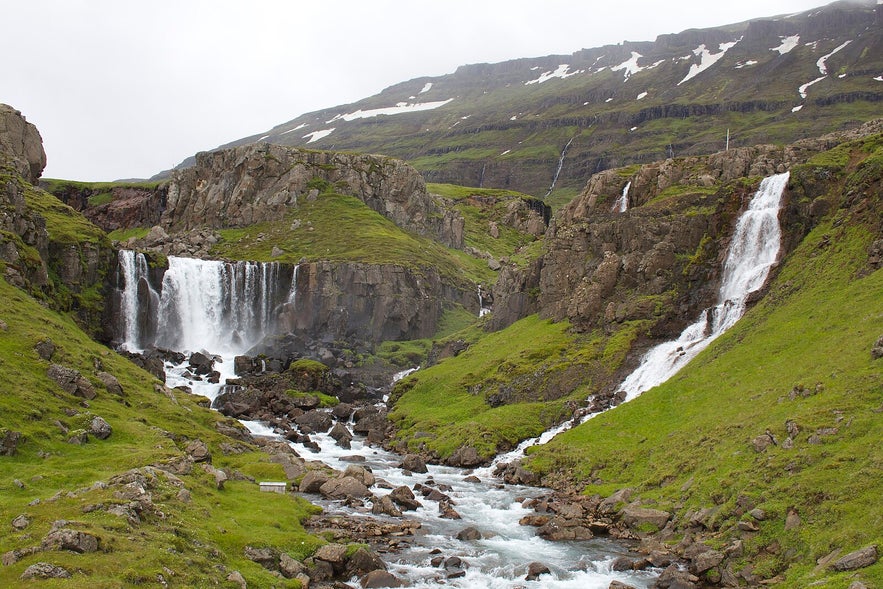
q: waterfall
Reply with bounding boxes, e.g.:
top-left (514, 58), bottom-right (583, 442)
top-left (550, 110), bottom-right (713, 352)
top-left (494, 172), bottom-right (790, 460)
top-left (478, 285), bottom-right (491, 317)
top-left (618, 172), bottom-right (788, 400)
top-left (544, 136), bottom-right (576, 197)
top-left (117, 250), bottom-right (160, 351)
top-left (612, 181), bottom-right (631, 213)
top-left (116, 252), bottom-right (298, 356)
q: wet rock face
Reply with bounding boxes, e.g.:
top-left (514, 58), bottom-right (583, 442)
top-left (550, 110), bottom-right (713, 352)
top-left (0, 104), bottom-right (46, 184)
top-left (163, 143), bottom-right (465, 249)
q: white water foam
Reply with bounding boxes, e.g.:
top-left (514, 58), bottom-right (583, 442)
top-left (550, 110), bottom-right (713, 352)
top-left (612, 181), bottom-right (631, 213)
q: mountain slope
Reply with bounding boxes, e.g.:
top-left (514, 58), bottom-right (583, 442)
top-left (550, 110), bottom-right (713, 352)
top-left (195, 0), bottom-right (882, 203)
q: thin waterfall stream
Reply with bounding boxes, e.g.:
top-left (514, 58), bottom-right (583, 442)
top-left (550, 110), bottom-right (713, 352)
top-left (496, 172), bottom-right (790, 463)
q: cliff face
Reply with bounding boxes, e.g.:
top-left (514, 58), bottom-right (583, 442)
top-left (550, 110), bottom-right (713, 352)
top-left (493, 120), bottom-right (883, 337)
top-left (0, 104), bottom-right (46, 184)
top-left (163, 144), bottom-right (464, 249)
top-left (0, 105), bottom-right (115, 336)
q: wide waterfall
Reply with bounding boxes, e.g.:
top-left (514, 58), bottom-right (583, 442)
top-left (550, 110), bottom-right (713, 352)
top-left (116, 251), bottom-right (297, 356)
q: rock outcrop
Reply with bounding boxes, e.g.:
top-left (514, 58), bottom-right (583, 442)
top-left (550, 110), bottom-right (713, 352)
top-left (0, 104), bottom-right (46, 184)
top-left (163, 143), bottom-right (465, 249)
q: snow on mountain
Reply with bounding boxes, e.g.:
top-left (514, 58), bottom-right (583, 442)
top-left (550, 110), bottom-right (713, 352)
top-left (816, 40), bottom-right (852, 74)
top-left (678, 39), bottom-right (742, 85)
top-left (525, 64), bottom-right (583, 85)
top-left (327, 99), bottom-right (454, 123)
top-left (771, 35), bottom-right (801, 54)
top-left (611, 52), bottom-right (645, 81)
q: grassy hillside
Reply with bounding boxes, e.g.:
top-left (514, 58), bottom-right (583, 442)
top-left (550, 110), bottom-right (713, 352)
top-left (0, 277), bottom-right (325, 588)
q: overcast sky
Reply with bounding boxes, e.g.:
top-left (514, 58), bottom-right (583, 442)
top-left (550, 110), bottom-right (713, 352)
top-left (1, 0), bottom-right (832, 181)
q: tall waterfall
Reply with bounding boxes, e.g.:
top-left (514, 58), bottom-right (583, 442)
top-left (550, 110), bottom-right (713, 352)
top-left (116, 251), bottom-right (297, 356)
top-left (618, 172), bottom-right (789, 399)
top-left (612, 181), bottom-right (631, 213)
top-left (495, 172), bottom-right (790, 462)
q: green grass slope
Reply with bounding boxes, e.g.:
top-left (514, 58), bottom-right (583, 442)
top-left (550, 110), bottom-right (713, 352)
top-left (525, 180), bottom-right (883, 585)
top-left (0, 277), bottom-right (325, 588)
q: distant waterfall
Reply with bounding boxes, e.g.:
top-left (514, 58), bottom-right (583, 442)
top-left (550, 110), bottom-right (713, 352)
top-left (494, 172), bottom-right (789, 461)
top-left (116, 251), bottom-right (298, 356)
top-left (612, 181), bottom-right (631, 213)
top-left (617, 172), bottom-right (789, 400)
top-left (544, 136), bottom-right (576, 197)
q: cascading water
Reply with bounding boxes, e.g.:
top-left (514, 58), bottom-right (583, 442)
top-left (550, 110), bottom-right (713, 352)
top-left (612, 180), bottom-right (631, 213)
top-left (618, 171), bottom-right (789, 400)
top-left (497, 172), bottom-right (790, 459)
top-left (116, 251), bottom-right (297, 357)
top-left (544, 136), bottom-right (576, 198)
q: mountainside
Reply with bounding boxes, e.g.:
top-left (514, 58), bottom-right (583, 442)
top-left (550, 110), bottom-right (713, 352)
top-left (191, 0), bottom-right (882, 203)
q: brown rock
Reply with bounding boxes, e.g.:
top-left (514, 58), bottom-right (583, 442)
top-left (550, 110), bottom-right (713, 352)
top-left (389, 485), bottom-right (422, 511)
top-left (97, 371), bottom-right (124, 396)
top-left (299, 470), bottom-right (330, 493)
top-left (185, 439), bottom-right (211, 462)
top-left (320, 476), bottom-right (370, 499)
top-left (371, 495), bottom-right (403, 517)
top-left (360, 569), bottom-right (405, 588)
top-left (47, 364), bottom-right (96, 399)
top-left (620, 505), bottom-right (671, 530)
top-left (525, 561), bottom-right (551, 580)
top-left (1, 429), bottom-right (21, 456)
top-left (315, 542), bottom-right (348, 564)
top-left (401, 453), bottom-right (428, 473)
top-left (346, 547), bottom-right (387, 577)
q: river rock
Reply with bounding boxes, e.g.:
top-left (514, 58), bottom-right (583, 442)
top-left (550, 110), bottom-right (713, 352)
top-left (446, 445), bottom-right (482, 467)
top-left (188, 351), bottom-right (214, 375)
top-left (526, 561), bottom-right (551, 580)
top-left (315, 542), bottom-right (348, 564)
top-left (347, 547), bottom-right (387, 577)
top-left (620, 505), bottom-right (671, 530)
top-left (299, 470), bottom-right (330, 493)
top-left (20, 562), bottom-right (71, 580)
top-left (689, 548), bottom-right (725, 574)
top-left (344, 464), bottom-right (375, 487)
top-left (295, 410), bottom-right (333, 433)
top-left (655, 563), bottom-right (699, 588)
top-left (456, 526), bottom-right (482, 541)
top-left (372, 494), bottom-right (403, 517)
top-left (361, 569), bottom-right (405, 588)
top-left (833, 545), bottom-right (878, 571)
top-left (389, 485), bottom-right (422, 510)
top-left (279, 553), bottom-right (304, 578)
top-left (400, 454), bottom-right (428, 473)
top-left (609, 581), bottom-right (638, 589)
top-left (330, 422), bottom-right (354, 448)
top-left (320, 476), bottom-right (370, 499)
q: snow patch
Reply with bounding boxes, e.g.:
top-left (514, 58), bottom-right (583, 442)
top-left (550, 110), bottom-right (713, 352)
top-left (281, 123), bottom-right (308, 135)
top-left (303, 128), bottom-right (335, 143)
top-left (678, 39), bottom-right (741, 85)
top-left (798, 75), bottom-right (827, 98)
top-left (770, 35), bottom-right (800, 55)
top-left (500, 149), bottom-right (511, 156)
top-left (816, 40), bottom-right (851, 75)
top-left (875, 75), bottom-right (883, 82)
top-left (257, 135), bottom-right (270, 142)
top-left (630, 126), bottom-right (638, 131)
top-left (636, 92), bottom-right (648, 100)
top-left (525, 64), bottom-right (581, 85)
top-left (735, 60), bottom-right (758, 69)
top-left (327, 99), bottom-right (453, 123)
top-left (420, 82), bottom-right (432, 94)
top-left (605, 97), bottom-right (613, 103)
top-left (611, 52), bottom-right (644, 81)
top-left (792, 105), bottom-right (804, 112)
top-left (510, 115), bottom-right (517, 121)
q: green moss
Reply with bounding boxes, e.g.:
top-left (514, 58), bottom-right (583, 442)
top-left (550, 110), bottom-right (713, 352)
top-left (107, 226), bottom-right (150, 242)
top-left (212, 191), bottom-right (492, 286)
top-left (285, 389), bottom-right (339, 408)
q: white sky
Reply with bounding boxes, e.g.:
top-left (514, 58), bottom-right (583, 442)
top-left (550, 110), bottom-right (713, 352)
top-left (1, 0), bottom-right (831, 181)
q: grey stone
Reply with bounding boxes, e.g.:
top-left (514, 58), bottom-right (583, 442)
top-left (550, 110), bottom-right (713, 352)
top-left (389, 485), bottom-right (422, 510)
top-left (89, 416), bottom-right (112, 440)
top-left (319, 475), bottom-right (370, 499)
top-left (620, 505), bottom-right (671, 530)
top-left (97, 371), bottom-right (124, 396)
top-left (1, 429), bottom-right (21, 456)
top-left (41, 528), bottom-right (99, 553)
top-left (315, 543), bottom-right (348, 564)
top-left (400, 453), bottom-right (428, 473)
top-left (11, 514), bottom-right (30, 530)
top-left (20, 562), bottom-right (71, 580)
top-left (299, 470), bottom-right (330, 493)
top-left (525, 561), bottom-right (551, 580)
top-left (47, 364), bottom-right (96, 399)
top-left (34, 339), bottom-right (56, 361)
top-left (833, 545), bottom-right (878, 571)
